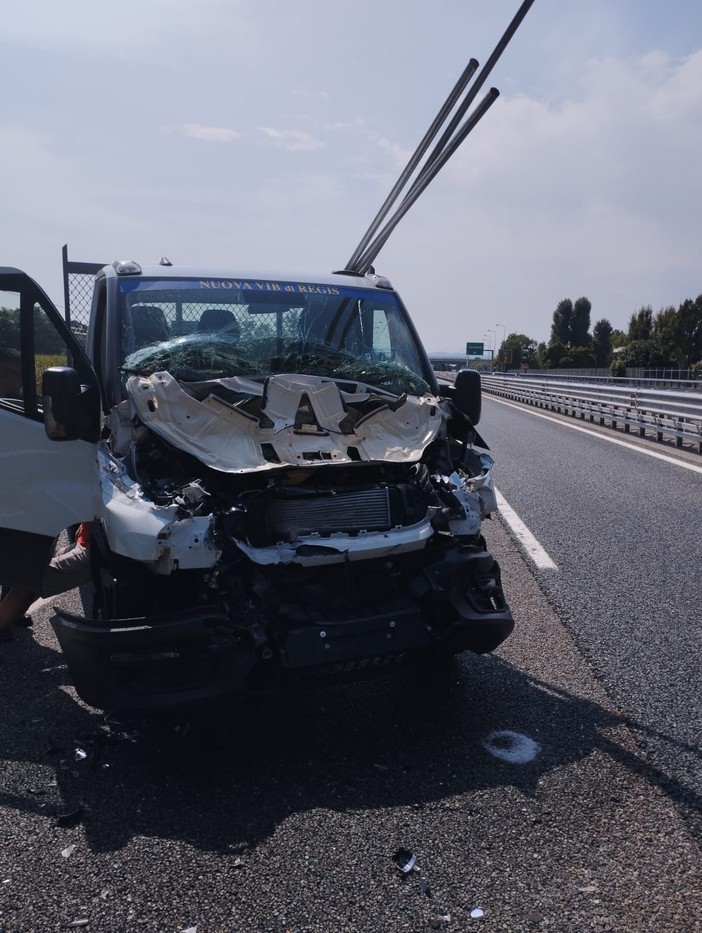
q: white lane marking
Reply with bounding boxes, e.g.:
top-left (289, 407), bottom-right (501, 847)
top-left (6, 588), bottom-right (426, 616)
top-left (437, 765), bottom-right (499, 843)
top-left (495, 487), bottom-right (558, 570)
top-left (482, 730), bottom-right (541, 764)
top-left (488, 397), bottom-right (702, 476)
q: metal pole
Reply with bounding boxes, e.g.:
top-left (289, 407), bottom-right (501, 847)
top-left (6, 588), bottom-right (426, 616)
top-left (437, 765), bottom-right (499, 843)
top-left (406, 0), bottom-right (536, 201)
top-left (355, 88), bottom-right (499, 273)
top-left (343, 57), bottom-right (480, 271)
top-left (495, 323), bottom-right (506, 369)
top-left (345, 0), bottom-right (537, 273)
top-left (62, 243), bottom-right (71, 324)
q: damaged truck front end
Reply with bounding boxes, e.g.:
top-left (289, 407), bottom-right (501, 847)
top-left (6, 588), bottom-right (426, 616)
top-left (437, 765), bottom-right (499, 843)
top-left (51, 267), bottom-right (513, 713)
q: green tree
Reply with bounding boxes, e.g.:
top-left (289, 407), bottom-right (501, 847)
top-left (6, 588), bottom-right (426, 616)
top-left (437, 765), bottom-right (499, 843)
top-left (550, 299), bottom-right (573, 345)
top-left (500, 333), bottom-right (539, 370)
top-left (33, 307), bottom-right (66, 355)
top-left (592, 318), bottom-right (613, 367)
top-left (1, 306), bottom-right (65, 355)
top-left (676, 295), bottom-right (702, 367)
top-left (571, 296), bottom-right (592, 347)
top-left (628, 306), bottom-right (653, 341)
top-left (618, 337), bottom-right (667, 368)
top-left (561, 345), bottom-right (596, 368)
top-left (0, 308), bottom-right (21, 351)
top-left (610, 329), bottom-right (628, 348)
top-left (653, 305), bottom-right (680, 364)
top-left (542, 340), bottom-right (568, 369)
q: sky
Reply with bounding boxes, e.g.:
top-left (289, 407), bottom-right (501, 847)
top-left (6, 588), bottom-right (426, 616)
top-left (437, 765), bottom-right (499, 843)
top-left (1, 0), bottom-right (701, 352)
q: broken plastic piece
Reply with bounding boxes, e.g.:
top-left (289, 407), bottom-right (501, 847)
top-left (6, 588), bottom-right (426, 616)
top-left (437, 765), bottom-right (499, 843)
top-left (419, 878), bottom-right (433, 898)
top-left (392, 848), bottom-right (417, 873)
top-left (470, 908), bottom-right (485, 919)
top-left (61, 844), bottom-right (76, 859)
top-left (74, 748), bottom-right (88, 761)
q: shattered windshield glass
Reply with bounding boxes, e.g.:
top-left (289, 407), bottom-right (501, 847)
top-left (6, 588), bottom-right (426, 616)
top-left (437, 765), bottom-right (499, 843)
top-left (119, 277), bottom-right (431, 397)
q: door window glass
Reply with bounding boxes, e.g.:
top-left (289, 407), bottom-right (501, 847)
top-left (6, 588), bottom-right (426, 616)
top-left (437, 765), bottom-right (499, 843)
top-left (33, 302), bottom-right (70, 405)
top-left (0, 293), bottom-right (22, 400)
top-left (0, 289), bottom-right (71, 415)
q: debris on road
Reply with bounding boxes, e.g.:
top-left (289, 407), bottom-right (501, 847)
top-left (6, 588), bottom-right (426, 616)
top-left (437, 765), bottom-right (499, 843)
top-left (392, 849), bottom-right (418, 873)
top-left (481, 730), bottom-right (541, 764)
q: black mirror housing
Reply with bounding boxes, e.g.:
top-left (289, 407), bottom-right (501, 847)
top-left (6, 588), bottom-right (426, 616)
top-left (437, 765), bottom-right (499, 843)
top-left (42, 366), bottom-right (100, 442)
top-left (453, 368), bottom-right (482, 425)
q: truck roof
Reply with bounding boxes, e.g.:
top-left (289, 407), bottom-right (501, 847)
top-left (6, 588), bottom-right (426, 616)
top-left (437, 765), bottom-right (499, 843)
top-left (99, 261), bottom-right (394, 292)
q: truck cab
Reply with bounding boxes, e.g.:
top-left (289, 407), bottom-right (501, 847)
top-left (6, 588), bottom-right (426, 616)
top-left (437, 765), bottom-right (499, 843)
top-left (0, 260), bottom-right (513, 713)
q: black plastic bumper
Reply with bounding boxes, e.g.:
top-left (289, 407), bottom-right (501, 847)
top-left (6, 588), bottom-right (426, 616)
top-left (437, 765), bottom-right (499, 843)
top-left (51, 546), bottom-right (514, 714)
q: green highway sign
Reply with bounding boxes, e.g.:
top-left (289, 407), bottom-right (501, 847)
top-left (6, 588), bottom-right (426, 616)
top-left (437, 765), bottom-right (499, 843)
top-left (466, 341), bottom-right (484, 355)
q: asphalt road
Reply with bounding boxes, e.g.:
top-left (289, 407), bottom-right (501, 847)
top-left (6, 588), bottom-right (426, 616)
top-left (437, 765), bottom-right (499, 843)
top-left (1, 402), bottom-right (701, 932)
top-left (483, 395), bottom-right (702, 844)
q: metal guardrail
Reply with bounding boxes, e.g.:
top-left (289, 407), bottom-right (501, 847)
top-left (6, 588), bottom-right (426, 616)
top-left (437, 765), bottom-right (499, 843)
top-left (480, 374), bottom-right (702, 454)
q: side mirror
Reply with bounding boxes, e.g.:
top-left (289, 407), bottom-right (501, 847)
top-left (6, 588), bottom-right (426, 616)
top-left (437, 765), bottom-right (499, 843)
top-left (453, 368), bottom-right (482, 425)
top-left (42, 366), bottom-right (100, 442)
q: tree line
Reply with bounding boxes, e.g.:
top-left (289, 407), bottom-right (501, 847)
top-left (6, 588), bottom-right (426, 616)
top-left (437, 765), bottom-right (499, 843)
top-left (0, 307), bottom-right (67, 355)
top-left (498, 292), bottom-right (702, 373)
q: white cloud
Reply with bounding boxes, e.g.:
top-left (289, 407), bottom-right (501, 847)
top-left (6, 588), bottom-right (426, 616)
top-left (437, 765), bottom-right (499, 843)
top-left (293, 89), bottom-right (330, 102)
top-left (176, 124), bottom-right (242, 143)
top-left (376, 138), bottom-right (412, 170)
top-left (258, 127), bottom-right (325, 151)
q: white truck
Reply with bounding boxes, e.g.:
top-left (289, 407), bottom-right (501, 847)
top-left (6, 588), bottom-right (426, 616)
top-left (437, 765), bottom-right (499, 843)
top-left (0, 261), bottom-right (512, 712)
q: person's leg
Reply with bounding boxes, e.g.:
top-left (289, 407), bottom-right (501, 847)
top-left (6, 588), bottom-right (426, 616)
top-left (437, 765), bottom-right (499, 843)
top-left (41, 542), bottom-right (91, 596)
top-left (0, 539), bottom-right (91, 640)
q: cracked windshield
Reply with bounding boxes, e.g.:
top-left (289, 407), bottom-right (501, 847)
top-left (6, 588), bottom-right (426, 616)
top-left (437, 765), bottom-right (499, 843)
top-left (119, 278), bottom-right (431, 397)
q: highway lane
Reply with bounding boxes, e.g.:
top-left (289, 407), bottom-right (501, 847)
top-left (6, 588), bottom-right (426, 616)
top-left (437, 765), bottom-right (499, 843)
top-left (482, 395), bottom-right (702, 843)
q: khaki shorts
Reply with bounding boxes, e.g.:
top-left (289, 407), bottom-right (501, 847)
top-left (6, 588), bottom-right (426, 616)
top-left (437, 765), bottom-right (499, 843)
top-left (40, 542), bottom-right (91, 598)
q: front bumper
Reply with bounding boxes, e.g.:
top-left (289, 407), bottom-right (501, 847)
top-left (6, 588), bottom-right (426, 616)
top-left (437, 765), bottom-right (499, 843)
top-left (51, 546), bottom-right (514, 714)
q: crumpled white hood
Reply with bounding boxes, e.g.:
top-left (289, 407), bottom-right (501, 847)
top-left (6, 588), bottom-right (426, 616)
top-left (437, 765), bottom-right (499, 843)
top-left (126, 372), bottom-right (442, 473)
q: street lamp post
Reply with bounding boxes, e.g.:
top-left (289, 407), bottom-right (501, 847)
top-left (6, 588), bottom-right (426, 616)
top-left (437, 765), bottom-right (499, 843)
top-left (484, 330), bottom-right (495, 369)
top-left (495, 323), bottom-right (506, 370)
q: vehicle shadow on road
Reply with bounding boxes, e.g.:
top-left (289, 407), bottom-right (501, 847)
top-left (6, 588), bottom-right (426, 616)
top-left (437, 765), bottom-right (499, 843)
top-left (2, 629), bottom-right (698, 855)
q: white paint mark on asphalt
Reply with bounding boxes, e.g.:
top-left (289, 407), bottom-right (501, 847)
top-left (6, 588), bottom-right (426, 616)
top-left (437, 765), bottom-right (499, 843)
top-left (495, 488), bottom-right (558, 570)
top-left (489, 397), bottom-right (702, 476)
top-left (482, 730), bottom-right (541, 764)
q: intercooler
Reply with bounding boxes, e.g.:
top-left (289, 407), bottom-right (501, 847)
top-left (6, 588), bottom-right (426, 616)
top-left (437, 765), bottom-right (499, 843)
top-left (266, 488), bottom-right (392, 537)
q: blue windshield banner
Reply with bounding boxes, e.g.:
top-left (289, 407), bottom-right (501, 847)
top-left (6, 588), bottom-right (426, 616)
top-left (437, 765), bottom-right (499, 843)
top-left (119, 277), bottom-right (395, 303)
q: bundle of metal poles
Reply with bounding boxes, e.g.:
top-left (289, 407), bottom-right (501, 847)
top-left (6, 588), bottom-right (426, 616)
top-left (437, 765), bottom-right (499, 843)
top-left (343, 0), bottom-right (536, 276)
